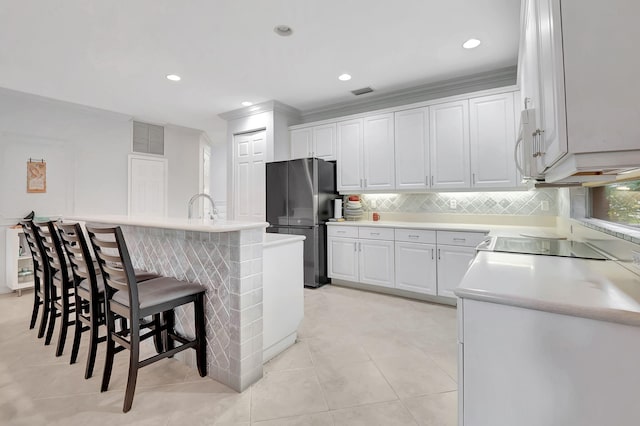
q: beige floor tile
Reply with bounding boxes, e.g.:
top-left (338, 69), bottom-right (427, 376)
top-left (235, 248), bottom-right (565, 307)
top-left (373, 353), bottom-right (457, 399)
top-left (264, 340), bottom-right (313, 373)
top-left (331, 400), bottom-right (417, 426)
top-left (307, 336), bottom-right (370, 368)
top-left (403, 391), bottom-right (458, 426)
top-left (316, 361), bottom-right (397, 410)
top-left (251, 368), bottom-right (328, 422)
top-left (426, 347), bottom-right (458, 382)
top-left (253, 412), bottom-right (334, 426)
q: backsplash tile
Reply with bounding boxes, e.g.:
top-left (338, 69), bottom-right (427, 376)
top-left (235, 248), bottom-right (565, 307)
top-left (359, 189), bottom-right (558, 216)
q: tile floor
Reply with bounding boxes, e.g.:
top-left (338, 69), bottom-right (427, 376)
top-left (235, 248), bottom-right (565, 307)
top-left (0, 285), bottom-right (457, 425)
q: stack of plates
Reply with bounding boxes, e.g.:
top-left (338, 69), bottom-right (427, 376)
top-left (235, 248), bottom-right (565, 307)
top-left (344, 199), bottom-right (364, 221)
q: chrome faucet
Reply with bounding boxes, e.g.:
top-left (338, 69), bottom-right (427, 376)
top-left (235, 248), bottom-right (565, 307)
top-left (188, 193), bottom-right (217, 221)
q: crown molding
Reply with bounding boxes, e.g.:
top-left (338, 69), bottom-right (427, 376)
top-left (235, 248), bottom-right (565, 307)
top-left (299, 66), bottom-right (517, 123)
top-left (218, 100), bottom-right (301, 122)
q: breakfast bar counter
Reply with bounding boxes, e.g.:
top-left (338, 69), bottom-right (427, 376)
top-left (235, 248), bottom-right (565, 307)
top-left (67, 215), bottom-right (268, 392)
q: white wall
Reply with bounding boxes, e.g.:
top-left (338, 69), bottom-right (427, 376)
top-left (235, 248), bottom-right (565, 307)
top-left (0, 88), bottom-right (204, 293)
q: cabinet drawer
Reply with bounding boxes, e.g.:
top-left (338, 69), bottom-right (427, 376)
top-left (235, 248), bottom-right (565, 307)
top-left (437, 230), bottom-right (487, 247)
top-left (395, 228), bottom-right (436, 244)
top-left (358, 227), bottom-right (394, 240)
top-left (328, 226), bottom-right (359, 238)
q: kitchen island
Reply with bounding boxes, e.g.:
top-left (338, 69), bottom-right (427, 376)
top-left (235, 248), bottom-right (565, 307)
top-left (455, 251), bottom-right (640, 426)
top-left (66, 215), bottom-right (301, 392)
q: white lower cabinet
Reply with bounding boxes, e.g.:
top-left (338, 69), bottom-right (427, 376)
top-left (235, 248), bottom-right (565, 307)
top-left (436, 245), bottom-right (476, 298)
top-left (327, 236), bottom-right (359, 282)
top-left (395, 241), bottom-right (437, 295)
top-left (329, 225), bottom-right (485, 300)
top-left (359, 239), bottom-right (395, 288)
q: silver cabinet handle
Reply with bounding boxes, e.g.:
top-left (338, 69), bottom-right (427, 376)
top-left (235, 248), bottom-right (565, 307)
top-left (431, 248), bottom-right (434, 260)
top-left (453, 238), bottom-right (466, 242)
top-left (337, 230), bottom-right (346, 234)
top-left (408, 235), bottom-right (419, 238)
top-left (360, 178), bottom-right (363, 187)
top-left (430, 175), bottom-right (434, 186)
top-left (370, 232), bottom-right (380, 236)
top-left (353, 242), bottom-right (357, 252)
top-left (425, 176), bottom-right (429, 186)
top-left (472, 173), bottom-right (476, 185)
top-left (437, 249), bottom-right (441, 260)
top-left (364, 178), bottom-right (367, 187)
top-left (358, 242), bottom-right (362, 252)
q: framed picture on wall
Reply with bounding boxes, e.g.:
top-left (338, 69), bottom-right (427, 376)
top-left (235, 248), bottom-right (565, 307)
top-left (27, 160), bottom-right (46, 193)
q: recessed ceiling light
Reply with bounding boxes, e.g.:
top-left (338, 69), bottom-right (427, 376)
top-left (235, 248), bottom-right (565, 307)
top-left (274, 25), bottom-right (293, 36)
top-left (462, 38), bottom-right (481, 49)
top-left (166, 74), bottom-right (181, 81)
top-left (241, 101), bottom-right (253, 107)
top-left (338, 73), bottom-right (352, 81)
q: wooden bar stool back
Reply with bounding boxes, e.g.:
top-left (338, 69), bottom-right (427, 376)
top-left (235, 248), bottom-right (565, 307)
top-left (34, 221), bottom-right (76, 356)
top-left (87, 224), bottom-right (207, 413)
top-left (20, 220), bottom-right (52, 340)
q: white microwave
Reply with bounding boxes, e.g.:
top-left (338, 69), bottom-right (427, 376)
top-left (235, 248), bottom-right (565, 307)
top-left (515, 108), bottom-right (545, 182)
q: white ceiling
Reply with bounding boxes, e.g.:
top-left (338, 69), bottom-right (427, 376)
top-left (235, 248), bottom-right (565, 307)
top-left (0, 0), bottom-right (520, 139)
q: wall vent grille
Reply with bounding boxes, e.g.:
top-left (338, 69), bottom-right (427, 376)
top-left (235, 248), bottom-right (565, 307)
top-left (351, 87), bottom-right (374, 96)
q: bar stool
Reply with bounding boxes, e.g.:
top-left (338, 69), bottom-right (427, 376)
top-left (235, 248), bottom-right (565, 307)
top-left (20, 220), bottom-right (52, 340)
top-left (87, 224), bottom-right (207, 412)
top-left (57, 222), bottom-right (163, 379)
top-left (33, 221), bottom-right (76, 356)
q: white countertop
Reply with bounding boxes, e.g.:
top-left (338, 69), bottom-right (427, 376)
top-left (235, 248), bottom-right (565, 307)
top-left (456, 251), bottom-right (640, 326)
top-left (327, 220), bottom-right (561, 238)
top-left (66, 215), bottom-right (269, 233)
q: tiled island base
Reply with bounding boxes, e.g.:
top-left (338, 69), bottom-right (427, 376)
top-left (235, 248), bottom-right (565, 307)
top-left (96, 222), bottom-right (266, 392)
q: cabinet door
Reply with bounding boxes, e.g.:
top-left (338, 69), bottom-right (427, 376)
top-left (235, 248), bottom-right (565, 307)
top-left (437, 245), bottom-right (475, 298)
top-left (469, 93), bottom-right (517, 188)
top-left (359, 239), bottom-right (395, 288)
top-left (430, 100), bottom-right (471, 189)
top-left (395, 108), bottom-right (430, 189)
top-left (536, 0), bottom-right (567, 169)
top-left (336, 119), bottom-right (364, 192)
top-left (519, 0), bottom-right (541, 113)
top-left (313, 123), bottom-right (337, 161)
top-left (363, 113), bottom-right (395, 190)
top-left (327, 237), bottom-right (359, 282)
top-left (290, 128), bottom-right (312, 160)
top-left (395, 242), bottom-right (437, 295)
top-left (235, 131), bottom-right (266, 221)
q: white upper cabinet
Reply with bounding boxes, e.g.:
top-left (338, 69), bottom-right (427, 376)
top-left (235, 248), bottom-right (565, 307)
top-left (290, 123), bottom-right (337, 160)
top-left (430, 100), bottom-right (471, 189)
top-left (469, 93), bottom-right (517, 188)
top-left (535, 0), bottom-right (567, 169)
top-left (290, 127), bottom-right (313, 160)
top-left (313, 123), bottom-right (337, 160)
top-left (337, 119), bottom-right (364, 192)
top-left (395, 108), bottom-right (430, 190)
top-left (363, 113), bottom-right (395, 191)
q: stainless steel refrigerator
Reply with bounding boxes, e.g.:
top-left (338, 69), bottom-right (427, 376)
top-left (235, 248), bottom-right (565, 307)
top-left (266, 158), bottom-right (337, 288)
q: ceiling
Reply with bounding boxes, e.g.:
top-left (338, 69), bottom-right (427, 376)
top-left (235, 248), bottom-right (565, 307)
top-left (0, 0), bottom-right (520, 140)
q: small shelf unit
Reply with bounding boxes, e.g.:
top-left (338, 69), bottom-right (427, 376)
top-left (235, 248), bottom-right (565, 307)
top-left (5, 227), bottom-right (35, 294)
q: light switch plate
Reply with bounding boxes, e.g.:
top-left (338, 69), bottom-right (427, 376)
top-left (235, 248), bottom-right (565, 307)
top-left (541, 200), bottom-right (549, 211)
top-left (450, 199), bottom-right (457, 209)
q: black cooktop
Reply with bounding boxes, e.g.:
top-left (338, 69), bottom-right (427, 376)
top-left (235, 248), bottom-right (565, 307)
top-left (491, 237), bottom-right (609, 261)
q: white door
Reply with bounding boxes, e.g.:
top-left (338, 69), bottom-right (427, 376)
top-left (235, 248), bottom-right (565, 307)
top-left (395, 108), bottom-right (429, 190)
top-left (313, 123), bottom-right (337, 160)
top-left (395, 242), bottom-right (437, 295)
top-left (128, 154), bottom-right (167, 217)
top-left (327, 237), bottom-right (359, 281)
top-left (290, 128), bottom-right (312, 160)
top-left (363, 113), bottom-right (395, 190)
top-left (469, 93), bottom-right (517, 188)
top-left (437, 244), bottom-right (475, 298)
top-left (337, 119), bottom-right (364, 192)
top-left (359, 239), bottom-right (394, 288)
top-left (536, 0), bottom-right (568, 169)
top-left (234, 130), bottom-right (266, 222)
top-left (430, 100), bottom-right (471, 189)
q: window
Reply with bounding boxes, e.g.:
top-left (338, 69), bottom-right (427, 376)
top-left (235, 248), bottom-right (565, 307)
top-left (590, 179), bottom-right (640, 228)
top-left (132, 121), bottom-right (164, 155)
